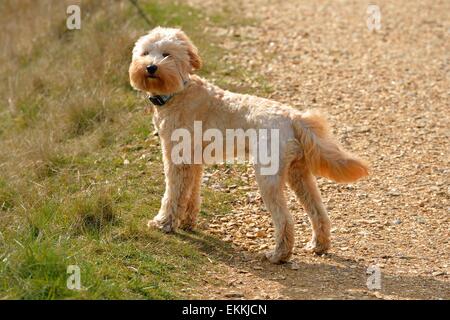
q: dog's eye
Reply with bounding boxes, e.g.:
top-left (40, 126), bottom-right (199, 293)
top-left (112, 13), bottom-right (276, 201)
top-left (142, 51), bottom-right (149, 56)
top-left (162, 53), bottom-right (170, 58)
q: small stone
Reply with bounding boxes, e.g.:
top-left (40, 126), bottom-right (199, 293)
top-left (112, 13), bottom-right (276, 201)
top-left (416, 216), bottom-right (427, 224)
top-left (222, 236), bottom-right (233, 242)
top-left (270, 275), bottom-right (286, 280)
top-left (392, 219), bottom-right (402, 225)
top-left (224, 292), bottom-right (244, 298)
top-left (256, 230), bottom-right (266, 237)
top-left (288, 262), bottom-right (300, 270)
top-left (356, 126), bottom-right (371, 133)
top-left (246, 232), bottom-right (256, 239)
top-left (123, 159), bottom-right (130, 165)
top-left (387, 189), bottom-right (401, 196)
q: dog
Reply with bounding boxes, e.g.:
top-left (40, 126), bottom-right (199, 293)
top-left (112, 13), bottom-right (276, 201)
top-left (129, 27), bottom-right (369, 263)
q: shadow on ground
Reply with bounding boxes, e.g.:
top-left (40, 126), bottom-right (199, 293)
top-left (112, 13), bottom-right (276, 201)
top-left (176, 231), bottom-right (449, 300)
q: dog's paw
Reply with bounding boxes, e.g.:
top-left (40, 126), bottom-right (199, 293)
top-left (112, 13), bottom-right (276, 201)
top-left (178, 216), bottom-right (197, 231)
top-left (263, 250), bottom-right (291, 264)
top-left (304, 238), bottom-right (330, 255)
top-left (147, 218), bottom-right (175, 233)
top-left (179, 222), bottom-right (196, 232)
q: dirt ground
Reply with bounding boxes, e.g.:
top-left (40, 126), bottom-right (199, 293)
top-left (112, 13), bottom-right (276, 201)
top-left (182, 0), bottom-right (449, 299)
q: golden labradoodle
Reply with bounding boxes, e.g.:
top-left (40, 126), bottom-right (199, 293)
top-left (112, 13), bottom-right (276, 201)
top-left (129, 27), bottom-right (369, 264)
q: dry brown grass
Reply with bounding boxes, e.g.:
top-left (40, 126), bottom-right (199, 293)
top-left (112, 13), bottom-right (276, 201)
top-left (0, 0), bottom-right (136, 182)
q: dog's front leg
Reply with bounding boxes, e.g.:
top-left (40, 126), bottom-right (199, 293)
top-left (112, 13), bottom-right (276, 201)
top-left (149, 163), bottom-right (195, 233)
top-left (179, 164), bottom-right (203, 231)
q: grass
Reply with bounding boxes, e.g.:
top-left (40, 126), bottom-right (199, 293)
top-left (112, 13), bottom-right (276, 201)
top-left (0, 0), bottom-right (266, 299)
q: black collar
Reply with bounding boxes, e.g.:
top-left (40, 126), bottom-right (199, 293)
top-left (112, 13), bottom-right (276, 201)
top-left (148, 80), bottom-right (189, 106)
top-left (149, 94), bottom-right (174, 106)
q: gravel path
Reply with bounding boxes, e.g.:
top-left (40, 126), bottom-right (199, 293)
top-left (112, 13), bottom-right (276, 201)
top-left (186, 0), bottom-right (449, 299)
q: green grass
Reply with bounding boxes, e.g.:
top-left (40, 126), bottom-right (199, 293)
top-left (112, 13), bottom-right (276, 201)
top-left (0, 0), bottom-right (263, 299)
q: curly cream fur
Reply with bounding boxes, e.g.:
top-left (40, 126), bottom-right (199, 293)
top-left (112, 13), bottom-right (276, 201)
top-left (130, 27), bottom-right (369, 263)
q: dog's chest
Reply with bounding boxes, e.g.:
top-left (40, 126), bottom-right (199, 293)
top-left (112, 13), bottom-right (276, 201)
top-left (152, 113), bottom-right (162, 132)
top-left (152, 111), bottom-right (182, 138)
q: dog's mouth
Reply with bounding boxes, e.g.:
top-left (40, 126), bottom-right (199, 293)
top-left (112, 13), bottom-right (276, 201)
top-left (147, 74), bottom-right (158, 79)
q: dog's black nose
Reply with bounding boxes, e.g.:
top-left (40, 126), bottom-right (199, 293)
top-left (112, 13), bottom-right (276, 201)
top-left (146, 64), bottom-right (158, 74)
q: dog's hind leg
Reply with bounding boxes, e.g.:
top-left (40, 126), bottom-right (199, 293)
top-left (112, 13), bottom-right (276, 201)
top-left (255, 168), bottom-right (294, 264)
top-left (179, 164), bottom-right (203, 231)
top-left (287, 159), bottom-right (331, 254)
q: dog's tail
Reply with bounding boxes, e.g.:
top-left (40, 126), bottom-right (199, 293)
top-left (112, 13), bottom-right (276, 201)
top-left (292, 110), bottom-right (369, 183)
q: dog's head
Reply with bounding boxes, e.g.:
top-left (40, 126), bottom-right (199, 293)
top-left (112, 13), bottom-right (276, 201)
top-left (129, 27), bottom-right (201, 95)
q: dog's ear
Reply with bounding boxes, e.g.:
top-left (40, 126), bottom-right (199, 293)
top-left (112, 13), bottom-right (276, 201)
top-left (175, 29), bottom-right (202, 71)
top-left (187, 45), bottom-right (202, 71)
